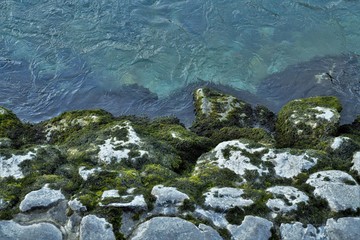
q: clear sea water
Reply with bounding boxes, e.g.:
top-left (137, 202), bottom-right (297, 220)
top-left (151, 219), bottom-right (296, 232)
top-left (1, 0), bottom-right (360, 122)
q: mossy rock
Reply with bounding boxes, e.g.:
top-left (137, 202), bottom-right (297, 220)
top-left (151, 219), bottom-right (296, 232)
top-left (41, 109), bottom-right (114, 143)
top-left (190, 88), bottom-right (254, 137)
top-left (275, 96), bottom-right (342, 149)
top-left (210, 127), bottom-right (275, 147)
top-left (0, 107), bottom-right (39, 147)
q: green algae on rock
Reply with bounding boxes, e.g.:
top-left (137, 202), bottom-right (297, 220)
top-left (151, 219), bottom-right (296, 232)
top-left (275, 96), bottom-right (342, 149)
top-left (1, 88), bottom-right (360, 239)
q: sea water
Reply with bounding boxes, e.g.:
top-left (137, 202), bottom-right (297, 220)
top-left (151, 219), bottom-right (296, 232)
top-left (1, 0), bottom-right (360, 122)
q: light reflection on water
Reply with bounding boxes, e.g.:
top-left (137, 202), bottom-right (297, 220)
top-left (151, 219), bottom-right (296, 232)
top-left (0, 0), bottom-right (360, 122)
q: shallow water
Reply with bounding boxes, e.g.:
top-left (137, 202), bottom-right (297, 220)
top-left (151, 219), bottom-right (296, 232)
top-left (1, 0), bottom-right (360, 123)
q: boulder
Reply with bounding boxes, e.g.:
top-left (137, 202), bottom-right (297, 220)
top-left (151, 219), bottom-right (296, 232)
top-left (306, 170), bottom-right (360, 211)
top-left (227, 215), bottom-right (273, 240)
top-left (266, 186), bottom-right (309, 213)
top-left (203, 187), bottom-right (253, 211)
top-left (275, 96), bottom-right (341, 148)
top-left (351, 151), bottom-right (360, 175)
top-left (280, 222), bottom-right (325, 240)
top-left (325, 217), bottom-right (360, 240)
top-left (151, 185), bottom-right (189, 214)
top-left (0, 220), bottom-right (62, 240)
top-left (129, 217), bottom-right (222, 240)
top-left (19, 185), bottom-right (65, 212)
top-left (0, 151), bottom-right (36, 179)
top-left (80, 215), bottom-right (115, 240)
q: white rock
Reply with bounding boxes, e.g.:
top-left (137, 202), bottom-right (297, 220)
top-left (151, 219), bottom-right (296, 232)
top-left (197, 140), bottom-right (266, 176)
top-left (312, 107), bottom-right (336, 121)
top-left (97, 121), bottom-right (148, 164)
top-left (227, 215), bottom-right (273, 240)
top-left (266, 186), bottom-right (308, 213)
top-left (325, 217), bottom-right (360, 240)
top-left (351, 151), bottom-right (360, 174)
top-left (101, 195), bottom-right (147, 210)
top-left (151, 185), bottom-right (189, 207)
top-left (280, 222), bottom-right (326, 240)
top-left (306, 170), bottom-right (360, 211)
top-left (130, 216), bottom-right (222, 240)
top-left (330, 137), bottom-right (350, 150)
top-left (19, 185), bottom-right (65, 212)
top-left (101, 190), bottom-right (120, 200)
top-left (80, 215), bottom-right (115, 240)
top-left (204, 187), bottom-right (253, 211)
top-left (0, 151), bottom-right (36, 179)
top-left (194, 208), bottom-right (229, 228)
top-left (78, 166), bottom-right (101, 180)
top-left (0, 220), bottom-right (62, 240)
top-left (262, 149), bottom-right (317, 178)
top-left (68, 198), bottom-right (87, 212)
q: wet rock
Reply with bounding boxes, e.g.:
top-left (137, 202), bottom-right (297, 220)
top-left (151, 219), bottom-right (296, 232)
top-left (0, 220), bottom-right (62, 240)
top-left (227, 215), bottom-right (273, 240)
top-left (266, 186), bottom-right (309, 213)
top-left (80, 215), bottom-right (115, 240)
top-left (19, 185), bottom-right (65, 212)
top-left (203, 187), bottom-right (253, 211)
top-left (280, 222), bottom-right (325, 240)
top-left (129, 216), bottom-right (222, 240)
top-left (275, 96), bottom-right (341, 148)
top-left (325, 217), bottom-right (360, 240)
top-left (306, 170), bottom-right (360, 211)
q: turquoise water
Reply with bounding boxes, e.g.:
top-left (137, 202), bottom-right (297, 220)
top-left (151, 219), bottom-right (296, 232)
top-left (1, 0), bottom-right (360, 121)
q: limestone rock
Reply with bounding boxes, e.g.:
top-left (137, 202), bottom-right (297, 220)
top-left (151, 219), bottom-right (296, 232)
top-left (266, 186), bottom-right (309, 213)
top-left (276, 96), bottom-right (341, 148)
top-left (351, 151), bottom-right (360, 175)
top-left (129, 216), bottom-right (222, 240)
top-left (325, 217), bottom-right (360, 240)
top-left (191, 88), bottom-right (254, 136)
top-left (227, 215), bottom-right (273, 240)
top-left (0, 151), bottom-right (36, 179)
top-left (0, 220), bottom-right (62, 240)
top-left (203, 187), bottom-right (253, 211)
top-left (80, 215), bottom-right (115, 240)
top-left (280, 222), bottom-right (325, 240)
top-left (78, 167), bottom-right (102, 181)
top-left (68, 198), bottom-right (87, 212)
top-left (261, 149), bottom-right (318, 178)
top-left (194, 208), bottom-right (229, 228)
top-left (151, 185), bottom-right (189, 213)
top-left (306, 170), bottom-right (360, 211)
top-left (329, 136), bottom-right (359, 158)
top-left (19, 185), bottom-right (65, 212)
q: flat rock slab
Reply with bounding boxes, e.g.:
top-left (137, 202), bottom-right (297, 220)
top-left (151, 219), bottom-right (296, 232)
top-left (227, 215), bottom-right (273, 240)
top-left (266, 186), bottom-right (309, 213)
top-left (204, 187), bottom-right (253, 211)
top-left (306, 170), bottom-right (360, 211)
top-left (129, 217), bottom-right (222, 240)
top-left (0, 220), bottom-right (62, 240)
top-left (80, 215), bottom-right (115, 240)
top-left (19, 185), bottom-right (65, 212)
top-left (151, 185), bottom-right (189, 207)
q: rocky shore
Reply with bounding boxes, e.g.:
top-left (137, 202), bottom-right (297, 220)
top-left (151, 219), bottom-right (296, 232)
top-left (0, 88), bottom-right (359, 239)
